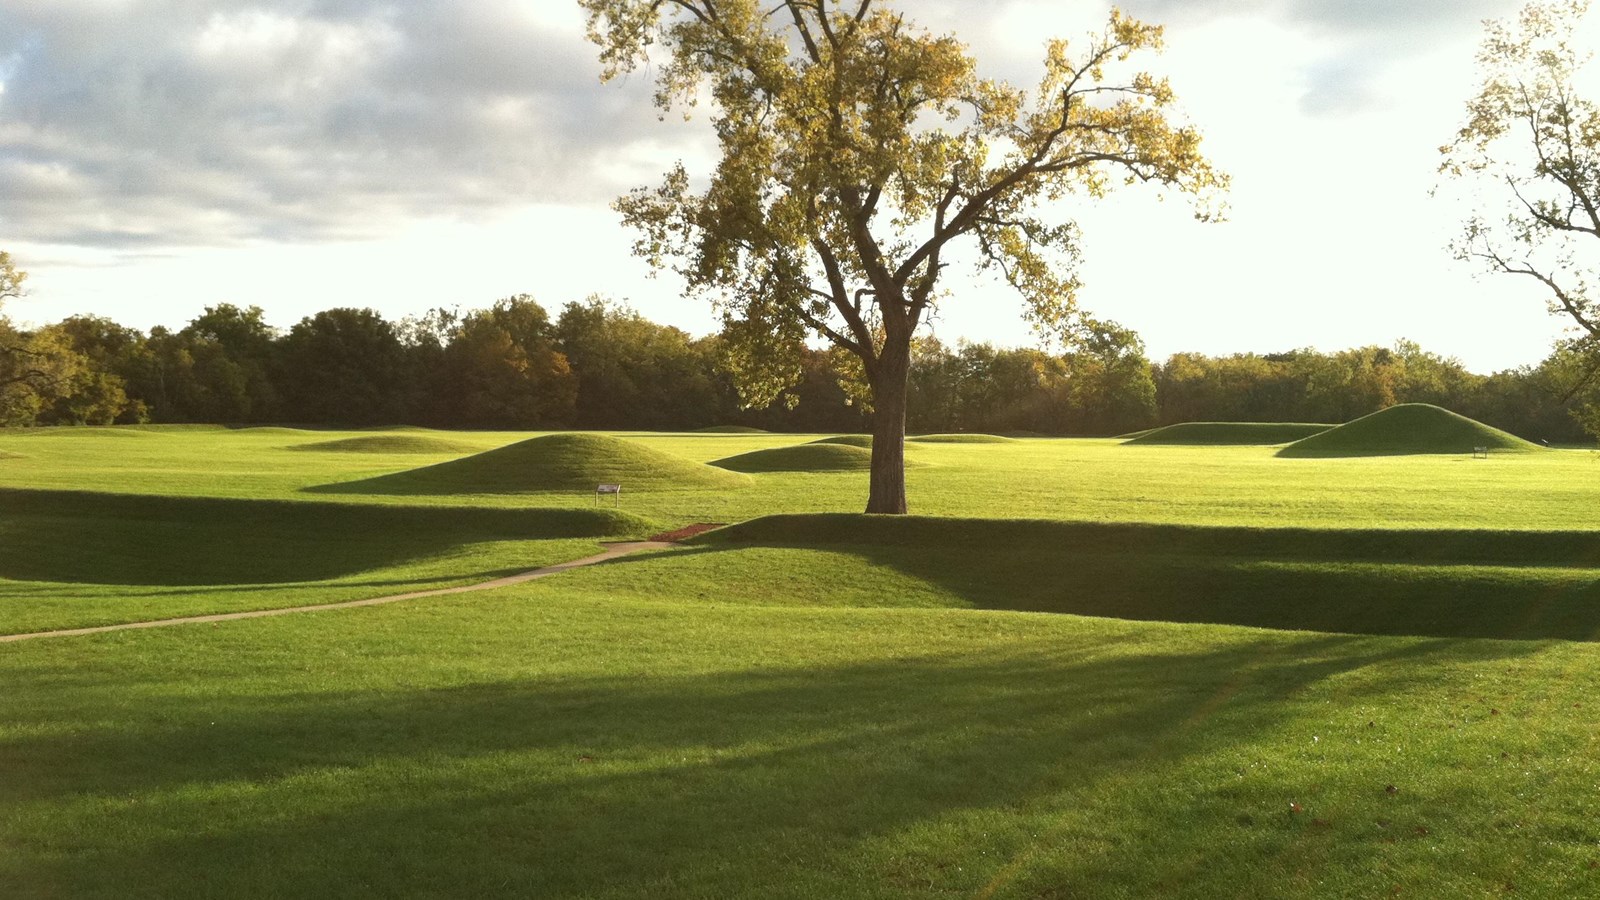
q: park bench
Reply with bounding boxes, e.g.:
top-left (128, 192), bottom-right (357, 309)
top-left (596, 483), bottom-right (622, 506)
top-left (1472, 446), bottom-right (1489, 459)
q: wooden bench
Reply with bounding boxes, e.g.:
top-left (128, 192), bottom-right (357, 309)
top-left (596, 483), bottom-right (622, 506)
top-left (1472, 446), bottom-right (1490, 459)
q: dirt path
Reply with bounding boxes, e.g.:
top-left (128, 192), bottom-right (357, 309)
top-left (0, 540), bottom-right (675, 645)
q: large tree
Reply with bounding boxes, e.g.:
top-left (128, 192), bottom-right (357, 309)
top-left (1445, 1), bottom-right (1600, 357)
top-left (582, 0), bottom-right (1223, 513)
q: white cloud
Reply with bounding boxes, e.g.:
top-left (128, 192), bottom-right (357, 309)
top-left (0, 0), bottom-right (1574, 372)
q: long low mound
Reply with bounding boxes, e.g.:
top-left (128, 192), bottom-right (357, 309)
top-left (291, 436), bottom-right (483, 455)
top-left (1278, 404), bottom-right (1541, 458)
top-left (694, 425), bottom-right (768, 434)
top-left (810, 435), bottom-right (873, 448)
top-left (316, 433), bottom-right (749, 494)
top-left (0, 487), bottom-right (657, 587)
top-left (712, 443), bottom-right (877, 473)
top-left (680, 513), bottom-right (1600, 641)
top-left (1126, 422), bottom-right (1334, 446)
top-left (8, 427), bottom-right (150, 439)
top-left (908, 433), bottom-right (1016, 444)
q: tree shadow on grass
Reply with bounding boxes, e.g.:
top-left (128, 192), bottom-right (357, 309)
top-left (679, 516), bottom-right (1600, 642)
top-left (0, 488), bottom-right (639, 586)
top-left (0, 632), bottom-right (1538, 898)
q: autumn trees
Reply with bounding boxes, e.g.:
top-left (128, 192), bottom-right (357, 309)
top-left (0, 252), bottom-right (90, 425)
top-left (1446, 0), bottom-right (1600, 438)
top-left (582, 0), bottom-right (1222, 512)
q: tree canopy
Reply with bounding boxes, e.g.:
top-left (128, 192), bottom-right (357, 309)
top-left (1445, 0), bottom-right (1600, 440)
top-left (582, 0), bottom-right (1224, 512)
top-left (1446, 0), bottom-right (1600, 345)
top-left (0, 252), bottom-right (24, 309)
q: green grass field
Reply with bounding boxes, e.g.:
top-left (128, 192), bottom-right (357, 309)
top-left (3, 423), bottom-right (1600, 897)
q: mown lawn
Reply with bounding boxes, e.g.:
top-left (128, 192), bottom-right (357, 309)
top-left (1, 425), bottom-right (1598, 528)
top-left (2, 425), bottom-right (1599, 897)
top-left (4, 575), bottom-right (1598, 898)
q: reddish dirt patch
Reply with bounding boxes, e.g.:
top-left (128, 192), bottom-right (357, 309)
top-left (650, 523), bottom-right (726, 543)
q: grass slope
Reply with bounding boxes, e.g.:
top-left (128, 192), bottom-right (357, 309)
top-left (4, 428), bottom-right (1600, 529)
top-left (0, 487), bottom-right (656, 633)
top-left (318, 433), bottom-right (750, 495)
top-left (4, 570), bottom-right (1599, 898)
top-left (662, 514), bottom-right (1600, 640)
top-left (1126, 422), bottom-right (1335, 445)
top-left (809, 434), bottom-right (873, 448)
top-left (290, 435), bottom-right (484, 454)
top-left (909, 433), bottom-right (1016, 443)
top-left (713, 443), bottom-right (884, 473)
top-left (6, 426), bottom-right (150, 439)
top-left (1280, 404), bottom-right (1540, 458)
top-left (695, 425), bottom-right (768, 433)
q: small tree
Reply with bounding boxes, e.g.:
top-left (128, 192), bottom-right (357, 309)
top-left (0, 252), bottom-right (24, 308)
top-left (0, 254), bottom-right (87, 426)
top-left (583, 0), bottom-right (1223, 513)
top-left (1445, 1), bottom-right (1600, 361)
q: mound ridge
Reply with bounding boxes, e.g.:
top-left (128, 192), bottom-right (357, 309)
top-left (291, 436), bottom-right (483, 455)
top-left (908, 433), bottom-right (1016, 444)
top-left (695, 425), bottom-right (768, 434)
top-left (317, 433), bottom-right (749, 494)
top-left (1278, 404), bottom-right (1540, 458)
top-left (713, 442), bottom-right (890, 473)
top-left (10, 427), bottom-right (149, 438)
top-left (1127, 422), bottom-right (1334, 446)
top-left (810, 435), bottom-right (873, 448)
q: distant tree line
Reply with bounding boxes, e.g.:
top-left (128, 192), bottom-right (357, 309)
top-left (1, 289), bottom-right (1597, 442)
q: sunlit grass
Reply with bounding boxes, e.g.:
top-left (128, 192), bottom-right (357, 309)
top-left (1, 425), bottom-right (1597, 529)
top-left (4, 424), bottom-right (1600, 896)
top-left (3, 579), bottom-right (1598, 897)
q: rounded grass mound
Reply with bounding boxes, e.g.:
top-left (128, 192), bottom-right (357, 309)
top-left (810, 435), bottom-right (873, 448)
top-left (908, 433), bottom-right (1016, 444)
top-left (1126, 422), bottom-right (1334, 446)
top-left (291, 435), bottom-right (483, 455)
top-left (694, 425), bottom-right (768, 434)
top-left (325, 433), bottom-right (750, 494)
top-left (1277, 404), bottom-right (1541, 458)
top-left (713, 442), bottom-right (892, 473)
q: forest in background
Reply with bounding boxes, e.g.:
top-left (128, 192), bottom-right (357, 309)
top-left (2, 294), bottom-right (1598, 443)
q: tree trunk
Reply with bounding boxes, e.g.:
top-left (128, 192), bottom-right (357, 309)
top-left (866, 344), bottom-right (910, 514)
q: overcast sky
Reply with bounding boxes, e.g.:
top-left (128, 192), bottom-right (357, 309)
top-left (0, 0), bottom-right (1573, 372)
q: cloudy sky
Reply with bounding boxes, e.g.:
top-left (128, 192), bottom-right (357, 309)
top-left (0, 0), bottom-right (1572, 372)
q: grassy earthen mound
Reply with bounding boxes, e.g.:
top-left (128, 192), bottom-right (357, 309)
top-left (1277, 404), bottom-right (1541, 458)
top-left (810, 435), bottom-right (873, 448)
top-left (694, 425), bottom-right (768, 434)
top-left (291, 436), bottom-right (483, 455)
top-left (907, 434), bottom-right (1016, 444)
top-left (712, 442), bottom-right (901, 473)
top-left (9, 427), bottom-right (150, 438)
top-left (322, 433), bottom-right (750, 494)
top-left (1126, 422), bottom-right (1335, 446)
